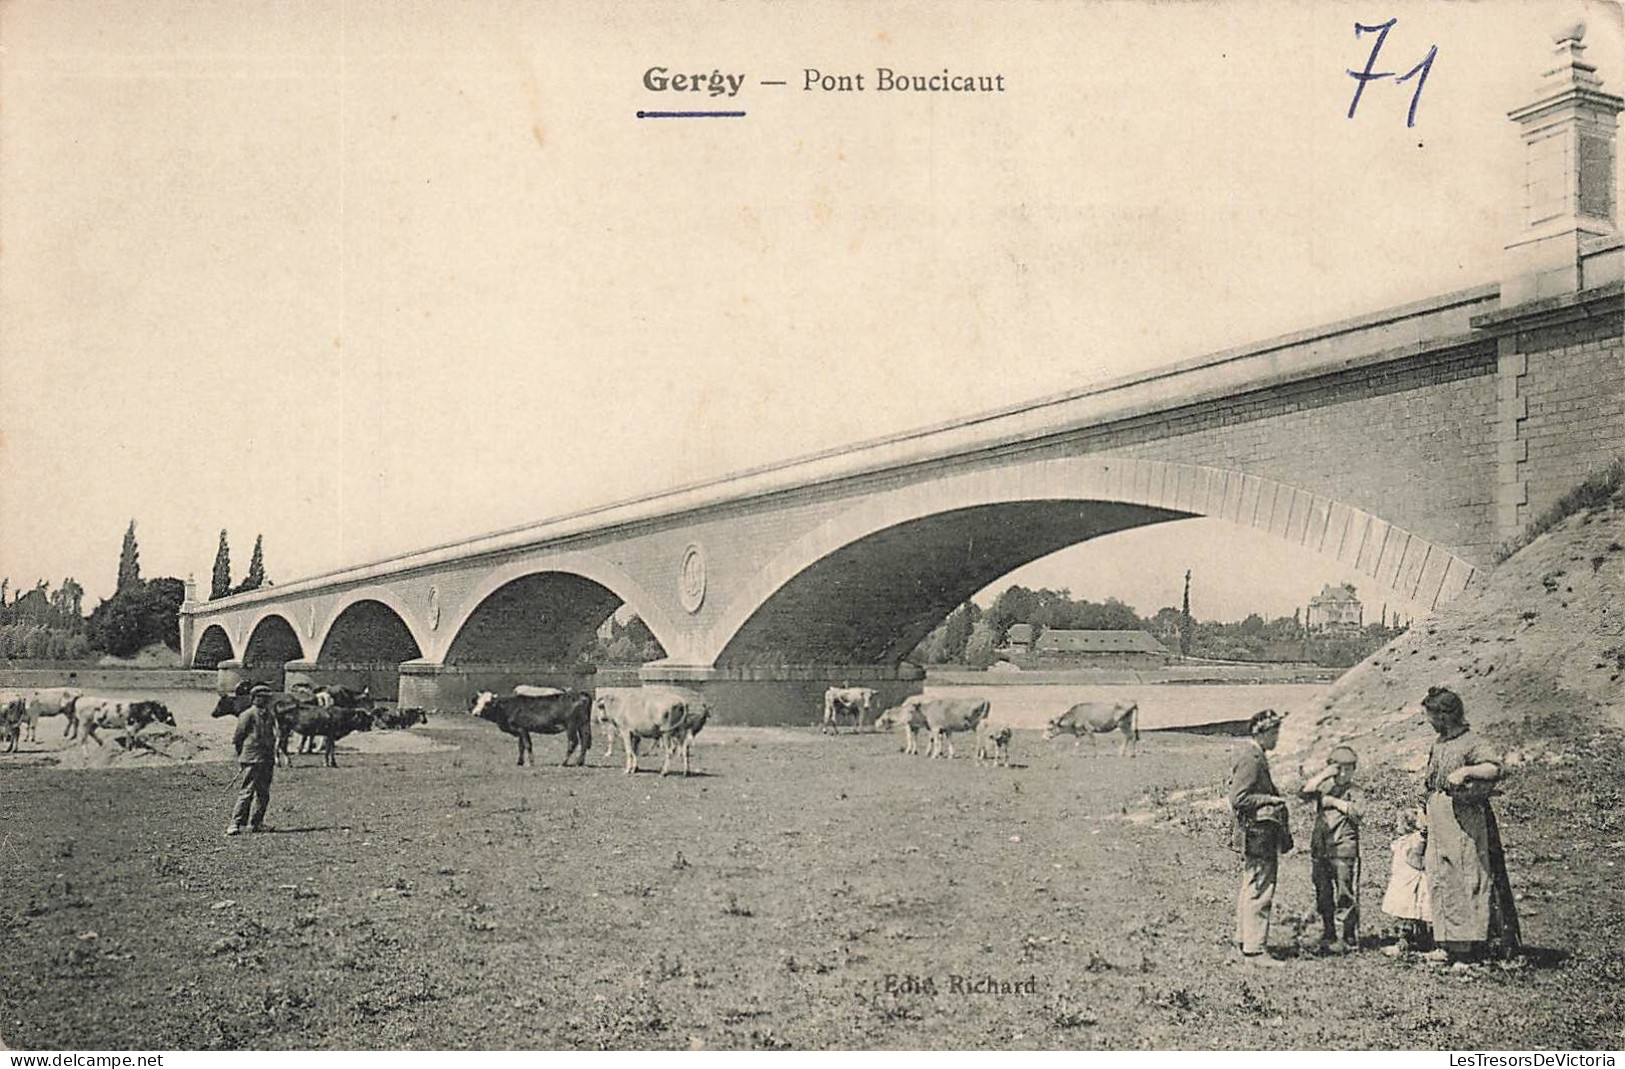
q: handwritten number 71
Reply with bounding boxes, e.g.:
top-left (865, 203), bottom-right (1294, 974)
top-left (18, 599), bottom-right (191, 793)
top-left (1348, 18), bottom-right (1438, 128)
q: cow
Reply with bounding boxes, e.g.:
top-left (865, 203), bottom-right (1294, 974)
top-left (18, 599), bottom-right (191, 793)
top-left (74, 697), bottom-right (176, 748)
top-left (469, 687), bottom-right (593, 768)
top-left (209, 688), bottom-right (322, 766)
top-left (371, 704), bottom-right (427, 730)
top-left (976, 719), bottom-right (1013, 767)
top-left (280, 701), bottom-right (376, 768)
top-left (1041, 700), bottom-right (1141, 757)
top-left (821, 686), bottom-right (875, 734)
top-left (593, 688), bottom-right (710, 776)
top-left (874, 700), bottom-right (928, 755)
top-left (0, 697), bottom-right (26, 753)
top-left (874, 696), bottom-right (990, 759)
top-left (15, 687), bottom-right (82, 742)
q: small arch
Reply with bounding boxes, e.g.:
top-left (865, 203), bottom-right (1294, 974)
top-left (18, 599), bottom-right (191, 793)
top-left (313, 587), bottom-right (432, 663)
top-left (317, 598), bottom-right (424, 665)
top-left (436, 556), bottom-right (682, 663)
top-left (193, 624), bottom-right (235, 669)
top-left (242, 613), bottom-right (306, 666)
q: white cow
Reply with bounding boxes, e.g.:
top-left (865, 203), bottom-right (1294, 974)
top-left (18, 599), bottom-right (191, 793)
top-left (821, 686), bottom-right (875, 734)
top-left (593, 688), bottom-right (711, 776)
top-left (1042, 701), bottom-right (1141, 757)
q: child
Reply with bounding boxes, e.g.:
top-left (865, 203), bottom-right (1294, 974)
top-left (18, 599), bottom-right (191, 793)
top-left (1381, 806), bottom-right (1433, 953)
top-left (1298, 744), bottom-right (1362, 953)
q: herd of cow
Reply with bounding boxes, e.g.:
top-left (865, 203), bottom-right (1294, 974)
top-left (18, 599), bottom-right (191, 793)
top-left (0, 687), bottom-right (177, 753)
top-left (0, 679), bottom-right (1144, 774)
top-left (823, 686), bottom-right (1143, 765)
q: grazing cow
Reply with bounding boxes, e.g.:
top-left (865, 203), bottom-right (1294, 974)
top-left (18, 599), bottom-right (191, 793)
top-left (873, 696), bottom-right (990, 759)
top-left (468, 687), bottom-right (593, 768)
top-left (1041, 700), bottom-right (1141, 757)
top-left (280, 702), bottom-right (375, 768)
top-left (874, 700), bottom-right (928, 755)
top-left (16, 687), bottom-right (83, 742)
top-left (821, 686), bottom-right (875, 734)
top-left (0, 697), bottom-right (26, 753)
top-left (593, 688), bottom-right (710, 776)
top-left (74, 698), bottom-right (176, 748)
top-left (371, 704), bottom-right (427, 730)
top-left (977, 720), bottom-right (1013, 767)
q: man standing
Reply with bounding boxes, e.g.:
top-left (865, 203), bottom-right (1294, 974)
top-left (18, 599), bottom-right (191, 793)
top-left (1229, 708), bottom-right (1290, 964)
top-left (227, 683), bottom-right (279, 836)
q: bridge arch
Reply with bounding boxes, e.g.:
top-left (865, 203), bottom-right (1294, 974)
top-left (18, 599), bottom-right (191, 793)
top-left (708, 456), bottom-right (1477, 667)
top-left (313, 588), bottom-right (431, 665)
top-left (437, 556), bottom-right (678, 665)
top-left (193, 624), bottom-right (235, 669)
top-left (241, 612), bottom-right (307, 667)
top-left (316, 592), bottom-right (426, 665)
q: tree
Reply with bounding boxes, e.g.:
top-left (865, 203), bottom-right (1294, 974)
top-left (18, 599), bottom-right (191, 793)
top-left (963, 621), bottom-right (999, 668)
top-left (233, 534), bottom-right (268, 594)
top-left (117, 520), bottom-right (141, 593)
top-left (210, 530), bottom-right (233, 600)
top-left (1180, 569), bottom-right (1193, 658)
top-left (940, 602), bottom-right (979, 663)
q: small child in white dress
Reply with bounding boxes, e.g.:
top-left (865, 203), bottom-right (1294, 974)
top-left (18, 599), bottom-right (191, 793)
top-left (1381, 807), bottom-right (1433, 952)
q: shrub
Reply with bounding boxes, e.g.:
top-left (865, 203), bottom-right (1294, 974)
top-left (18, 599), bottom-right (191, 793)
top-left (1495, 457), bottom-right (1625, 563)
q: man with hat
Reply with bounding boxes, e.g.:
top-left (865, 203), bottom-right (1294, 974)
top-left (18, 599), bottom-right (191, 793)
top-left (1229, 708), bottom-right (1290, 964)
top-left (227, 683), bottom-right (280, 836)
top-left (1299, 744), bottom-right (1363, 953)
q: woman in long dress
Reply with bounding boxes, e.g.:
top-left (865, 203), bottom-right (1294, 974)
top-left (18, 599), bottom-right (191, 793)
top-left (1420, 686), bottom-right (1521, 963)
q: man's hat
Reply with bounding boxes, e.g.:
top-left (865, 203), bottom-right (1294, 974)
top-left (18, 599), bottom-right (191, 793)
top-left (1249, 708), bottom-right (1285, 735)
top-left (1328, 744), bottom-right (1358, 766)
top-left (249, 683), bottom-right (273, 696)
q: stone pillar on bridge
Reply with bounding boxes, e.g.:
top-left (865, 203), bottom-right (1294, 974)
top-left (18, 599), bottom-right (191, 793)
top-left (1501, 23), bottom-right (1621, 305)
top-left (1491, 23), bottom-right (1622, 541)
top-left (396, 660), bottom-right (599, 713)
top-left (636, 663), bottom-right (925, 728)
top-left (215, 659), bottom-right (285, 693)
top-left (282, 660), bottom-right (407, 702)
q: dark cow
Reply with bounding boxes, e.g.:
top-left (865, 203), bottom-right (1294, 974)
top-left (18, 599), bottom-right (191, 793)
top-left (873, 696), bottom-right (989, 759)
top-left (281, 702), bottom-right (375, 768)
top-left (593, 688), bottom-right (710, 776)
top-left (1042, 700), bottom-right (1141, 757)
top-left (821, 686), bottom-right (875, 734)
top-left (469, 687), bottom-right (593, 767)
top-left (74, 697), bottom-right (176, 748)
top-left (372, 704), bottom-right (428, 730)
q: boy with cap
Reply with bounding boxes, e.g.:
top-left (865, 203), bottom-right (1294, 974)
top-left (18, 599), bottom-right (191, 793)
top-left (1229, 708), bottom-right (1290, 964)
top-left (227, 684), bottom-right (279, 836)
top-left (1299, 744), bottom-right (1363, 953)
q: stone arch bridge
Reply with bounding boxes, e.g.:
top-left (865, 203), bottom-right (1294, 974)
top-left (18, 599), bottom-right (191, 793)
top-left (182, 32), bottom-right (1625, 722)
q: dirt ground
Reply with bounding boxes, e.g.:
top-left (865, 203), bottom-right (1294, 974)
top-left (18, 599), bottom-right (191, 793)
top-left (2, 715), bottom-right (1620, 1050)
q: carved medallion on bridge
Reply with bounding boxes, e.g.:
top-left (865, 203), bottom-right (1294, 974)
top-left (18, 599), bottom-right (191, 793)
top-left (428, 586), bottom-right (441, 630)
top-left (679, 544), bottom-right (707, 614)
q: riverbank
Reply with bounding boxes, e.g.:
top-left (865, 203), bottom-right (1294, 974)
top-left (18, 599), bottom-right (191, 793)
top-left (0, 665), bottom-right (217, 690)
top-left (926, 663), bottom-right (1343, 687)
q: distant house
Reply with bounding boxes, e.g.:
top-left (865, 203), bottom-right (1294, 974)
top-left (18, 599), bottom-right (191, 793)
top-left (1307, 584), bottom-right (1363, 632)
top-left (1004, 623), bottom-right (1036, 652)
top-left (1024, 629), bottom-right (1175, 669)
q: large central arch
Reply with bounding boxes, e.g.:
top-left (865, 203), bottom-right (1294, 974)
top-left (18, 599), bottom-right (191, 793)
top-left (703, 456), bottom-right (1478, 667)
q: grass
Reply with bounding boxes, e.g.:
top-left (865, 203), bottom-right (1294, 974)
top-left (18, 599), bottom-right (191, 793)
top-left (1495, 457), bottom-right (1625, 563)
top-left (0, 719), bottom-right (1621, 1049)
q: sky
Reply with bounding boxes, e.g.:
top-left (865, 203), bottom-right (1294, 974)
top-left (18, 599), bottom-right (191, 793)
top-left (1, 0), bottom-right (1620, 624)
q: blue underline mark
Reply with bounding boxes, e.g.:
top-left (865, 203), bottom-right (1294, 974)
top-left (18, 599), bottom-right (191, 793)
top-left (637, 110), bottom-right (747, 119)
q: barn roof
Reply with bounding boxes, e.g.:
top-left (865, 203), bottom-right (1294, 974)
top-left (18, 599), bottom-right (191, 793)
top-left (1032, 629), bottom-right (1172, 654)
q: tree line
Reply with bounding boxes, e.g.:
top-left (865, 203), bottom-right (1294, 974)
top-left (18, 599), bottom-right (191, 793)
top-left (0, 522), bottom-right (272, 661)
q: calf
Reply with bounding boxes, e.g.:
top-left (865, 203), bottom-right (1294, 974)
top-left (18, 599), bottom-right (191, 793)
top-left (593, 688), bottom-right (710, 776)
top-left (977, 720), bottom-right (1013, 767)
top-left (469, 687), bottom-right (593, 768)
top-left (822, 686), bottom-right (875, 734)
top-left (1042, 700), bottom-right (1141, 757)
